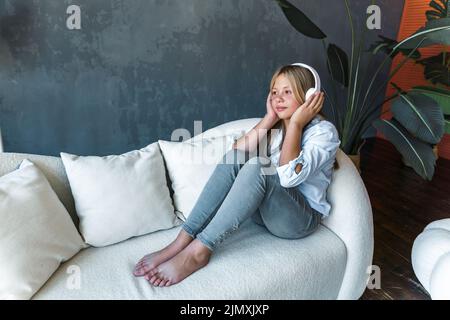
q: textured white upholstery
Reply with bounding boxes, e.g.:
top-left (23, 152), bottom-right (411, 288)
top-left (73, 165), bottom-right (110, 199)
top-left (34, 219), bottom-right (346, 300)
top-left (412, 218), bottom-right (450, 300)
top-left (0, 118), bottom-right (374, 300)
top-left (322, 148), bottom-right (374, 299)
top-left (186, 118), bottom-right (261, 142)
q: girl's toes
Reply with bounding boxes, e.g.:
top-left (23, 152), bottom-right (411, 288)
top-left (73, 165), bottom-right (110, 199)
top-left (133, 263), bottom-right (148, 276)
top-left (159, 279), bottom-right (167, 287)
top-left (154, 278), bottom-right (162, 286)
top-left (149, 275), bottom-right (158, 285)
top-left (145, 271), bottom-right (156, 281)
top-left (146, 268), bottom-right (157, 277)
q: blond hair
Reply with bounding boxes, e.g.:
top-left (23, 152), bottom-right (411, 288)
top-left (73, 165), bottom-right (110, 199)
top-left (267, 65), bottom-right (339, 170)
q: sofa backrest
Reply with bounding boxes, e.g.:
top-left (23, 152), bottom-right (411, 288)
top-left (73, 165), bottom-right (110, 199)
top-left (186, 118), bottom-right (262, 142)
top-left (0, 152), bottom-right (79, 228)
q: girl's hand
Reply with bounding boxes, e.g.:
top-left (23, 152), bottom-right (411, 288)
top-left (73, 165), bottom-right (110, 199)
top-left (290, 92), bottom-right (324, 128)
top-left (265, 92), bottom-right (280, 124)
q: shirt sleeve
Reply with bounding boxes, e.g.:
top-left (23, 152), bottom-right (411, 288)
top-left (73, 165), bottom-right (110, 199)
top-left (276, 124), bottom-right (340, 188)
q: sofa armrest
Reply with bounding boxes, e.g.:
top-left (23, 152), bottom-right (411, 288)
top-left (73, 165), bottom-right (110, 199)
top-left (321, 149), bottom-right (374, 300)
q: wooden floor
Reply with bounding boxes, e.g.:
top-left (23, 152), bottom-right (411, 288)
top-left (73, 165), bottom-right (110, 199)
top-left (359, 137), bottom-right (450, 300)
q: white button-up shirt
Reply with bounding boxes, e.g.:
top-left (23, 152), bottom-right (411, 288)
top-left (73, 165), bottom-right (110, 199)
top-left (269, 115), bottom-right (341, 216)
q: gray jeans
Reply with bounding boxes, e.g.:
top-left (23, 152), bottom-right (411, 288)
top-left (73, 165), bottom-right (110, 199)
top-left (181, 148), bottom-right (321, 251)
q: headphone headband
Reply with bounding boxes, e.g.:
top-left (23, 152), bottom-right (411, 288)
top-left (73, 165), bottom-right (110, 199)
top-left (290, 63), bottom-right (321, 101)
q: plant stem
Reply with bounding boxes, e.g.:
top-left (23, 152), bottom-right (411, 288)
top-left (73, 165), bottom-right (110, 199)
top-left (342, 0), bottom-right (355, 149)
top-left (363, 37), bottom-right (427, 118)
top-left (321, 39), bottom-right (341, 134)
top-left (352, 0), bottom-right (375, 123)
top-left (349, 91), bottom-right (400, 149)
top-left (322, 87), bottom-right (341, 134)
top-left (349, 26), bottom-right (365, 129)
top-left (357, 50), bottom-right (394, 127)
top-left (355, 36), bottom-right (426, 131)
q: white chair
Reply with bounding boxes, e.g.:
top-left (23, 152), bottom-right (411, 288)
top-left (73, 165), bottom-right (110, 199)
top-left (412, 218), bottom-right (450, 300)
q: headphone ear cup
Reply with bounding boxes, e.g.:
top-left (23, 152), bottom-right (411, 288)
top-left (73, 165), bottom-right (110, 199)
top-left (305, 88), bottom-right (315, 101)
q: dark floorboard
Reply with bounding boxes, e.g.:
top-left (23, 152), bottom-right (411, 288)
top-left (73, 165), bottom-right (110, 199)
top-left (359, 137), bottom-right (449, 300)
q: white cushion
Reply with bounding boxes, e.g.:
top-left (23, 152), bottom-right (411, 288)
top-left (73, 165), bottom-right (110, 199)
top-left (33, 219), bottom-right (346, 300)
top-left (60, 143), bottom-right (181, 247)
top-left (412, 218), bottom-right (450, 299)
top-left (160, 118), bottom-right (261, 220)
top-left (0, 159), bottom-right (85, 300)
top-left (0, 153), bottom-right (79, 226)
top-left (158, 136), bottom-right (234, 220)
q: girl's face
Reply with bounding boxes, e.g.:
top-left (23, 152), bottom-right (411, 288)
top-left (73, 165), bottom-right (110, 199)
top-left (270, 74), bottom-right (301, 119)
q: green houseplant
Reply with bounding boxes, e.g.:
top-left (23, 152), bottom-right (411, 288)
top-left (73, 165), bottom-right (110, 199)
top-left (414, 0), bottom-right (450, 135)
top-left (274, 0), bottom-right (450, 180)
top-left (371, 0), bottom-right (450, 174)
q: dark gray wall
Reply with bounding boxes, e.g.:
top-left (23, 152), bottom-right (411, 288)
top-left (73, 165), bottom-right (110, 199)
top-left (0, 0), bottom-right (404, 156)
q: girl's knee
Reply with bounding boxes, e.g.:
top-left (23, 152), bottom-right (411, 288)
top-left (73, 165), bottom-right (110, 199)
top-left (242, 155), bottom-right (272, 169)
top-left (239, 159), bottom-right (264, 177)
top-left (240, 160), bottom-right (278, 184)
top-left (214, 149), bottom-right (248, 178)
top-left (220, 148), bottom-right (248, 165)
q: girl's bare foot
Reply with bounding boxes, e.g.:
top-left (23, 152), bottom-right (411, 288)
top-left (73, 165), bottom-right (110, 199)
top-left (145, 239), bottom-right (212, 287)
top-left (133, 229), bottom-right (194, 277)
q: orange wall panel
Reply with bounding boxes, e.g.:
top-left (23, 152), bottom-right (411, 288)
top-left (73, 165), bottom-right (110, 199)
top-left (378, 0), bottom-right (450, 159)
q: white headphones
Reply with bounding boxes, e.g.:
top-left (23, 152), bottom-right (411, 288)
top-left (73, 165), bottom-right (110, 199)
top-left (291, 63), bottom-right (321, 101)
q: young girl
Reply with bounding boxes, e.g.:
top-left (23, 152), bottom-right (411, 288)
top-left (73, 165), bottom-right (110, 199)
top-left (133, 64), bottom-right (341, 287)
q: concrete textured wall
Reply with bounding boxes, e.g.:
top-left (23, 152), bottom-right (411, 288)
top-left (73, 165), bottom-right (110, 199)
top-left (0, 0), bottom-right (404, 156)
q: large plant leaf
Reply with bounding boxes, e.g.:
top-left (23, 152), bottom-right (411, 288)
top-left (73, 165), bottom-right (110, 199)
top-left (411, 85), bottom-right (450, 114)
top-left (373, 118), bottom-right (436, 180)
top-left (394, 17), bottom-right (450, 50)
top-left (426, 0), bottom-right (449, 20)
top-left (275, 0), bottom-right (326, 39)
top-left (369, 35), bottom-right (421, 59)
top-left (391, 92), bottom-right (445, 144)
top-left (445, 115), bottom-right (450, 133)
top-left (416, 52), bottom-right (449, 64)
top-left (327, 43), bottom-right (349, 87)
top-left (416, 52), bottom-right (450, 86)
top-left (423, 63), bottom-right (450, 85)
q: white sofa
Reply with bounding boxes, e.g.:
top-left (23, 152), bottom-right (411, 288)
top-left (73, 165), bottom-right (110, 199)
top-left (412, 218), bottom-right (450, 300)
top-left (0, 118), bottom-right (374, 299)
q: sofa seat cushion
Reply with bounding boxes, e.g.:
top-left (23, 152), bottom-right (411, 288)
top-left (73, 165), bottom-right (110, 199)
top-left (34, 218), bottom-right (346, 300)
